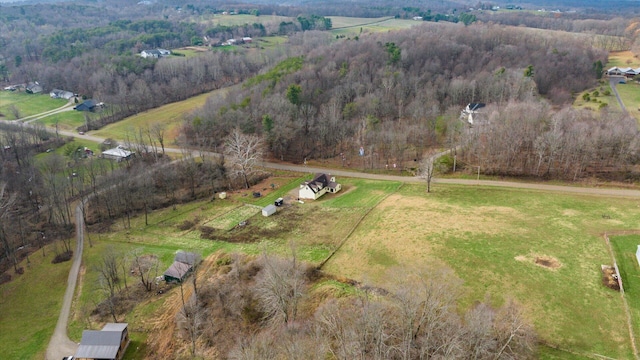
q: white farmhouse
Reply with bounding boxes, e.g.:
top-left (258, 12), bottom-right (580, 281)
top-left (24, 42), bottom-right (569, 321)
top-left (299, 173), bottom-right (341, 200)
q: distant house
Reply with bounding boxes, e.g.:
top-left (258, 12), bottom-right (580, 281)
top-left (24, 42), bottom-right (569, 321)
top-left (140, 49), bottom-right (171, 58)
top-left (607, 66), bottom-right (640, 78)
top-left (101, 145), bottom-right (134, 162)
top-left (74, 99), bottom-right (97, 112)
top-left (164, 251), bottom-right (200, 283)
top-left (26, 82), bottom-right (43, 94)
top-left (242, 37), bottom-right (253, 43)
top-left (75, 323), bottom-right (130, 360)
top-left (299, 173), bottom-right (341, 200)
top-left (262, 204), bottom-right (276, 217)
top-left (412, 16), bottom-right (423, 21)
top-left (50, 89), bottom-right (74, 99)
top-left (460, 103), bottom-right (486, 125)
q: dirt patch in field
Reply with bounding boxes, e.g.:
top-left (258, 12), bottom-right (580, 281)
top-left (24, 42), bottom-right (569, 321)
top-left (535, 256), bottom-right (561, 269)
top-left (515, 255), bottom-right (562, 270)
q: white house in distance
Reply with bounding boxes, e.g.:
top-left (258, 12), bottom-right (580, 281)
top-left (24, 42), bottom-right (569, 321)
top-left (140, 49), bottom-right (171, 58)
top-left (299, 173), bottom-right (341, 200)
top-left (460, 103), bottom-right (486, 125)
top-left (607, 66), bottom-right (640, 78)
top-left (49, 89), bottom-right (75, 99)
top-left (101, 145), bottom-right (134, 162)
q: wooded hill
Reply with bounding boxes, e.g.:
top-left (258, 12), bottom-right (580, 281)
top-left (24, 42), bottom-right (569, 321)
top-left (180, 22), bottom-right (640, 181)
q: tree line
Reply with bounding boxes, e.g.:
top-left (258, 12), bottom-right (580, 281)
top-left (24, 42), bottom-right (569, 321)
top-left (455, 101), bottom-right (640, 180)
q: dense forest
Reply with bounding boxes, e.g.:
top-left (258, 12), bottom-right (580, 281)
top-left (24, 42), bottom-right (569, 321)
top-left (181, 22), bottom-right (625, 174)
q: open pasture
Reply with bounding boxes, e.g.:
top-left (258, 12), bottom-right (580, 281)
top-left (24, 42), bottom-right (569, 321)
top-left (0, 92), bottom-right (67, 120)
top-left (330, 16), bottom-right (421, 36)
top-left (608, 51), bottom-right (640, 68)
top-left (90, 86), bottom-right (237, 146)
top-left (324, 183), bottom-right (640, 359)
top-left (35, 110), bottom-right (86, 131)
top-left (0, 241), bottom-right (74, 360)
top-left (194, 13), bottom-right (292, 27)
top-left (615, 82), bottom-right (640, 122)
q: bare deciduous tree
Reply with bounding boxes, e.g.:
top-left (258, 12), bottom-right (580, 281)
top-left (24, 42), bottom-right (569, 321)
top-left (254, 249), bottom-right (306, 326)
top-left (224, 128), bottom-right (265, 189)
top-left (0, 183), bottom-right (18, 272)
top-left (131, 250), bottom-right (159, 292)
top-left (493, 299), bottom-right (536, 360)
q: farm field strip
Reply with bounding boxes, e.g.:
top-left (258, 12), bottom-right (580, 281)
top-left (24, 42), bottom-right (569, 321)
top-left (91, 85), bottom-right (238, 145)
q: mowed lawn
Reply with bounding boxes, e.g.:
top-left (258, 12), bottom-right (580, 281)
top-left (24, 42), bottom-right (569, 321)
top-left (611, 234), bottom-right (640, 354)
top-left (0, 241), bottom-right (74, 359)
top-left (615, 82), bottom-right (640, 122)
top-left (0, 92), bottom-right (67, 120)
top-left (36, 110), bottom-right (86, 131)
top-left (91, 85), bottom-right (238, 146)
top-left (324, 183), bottom-right (640, 359)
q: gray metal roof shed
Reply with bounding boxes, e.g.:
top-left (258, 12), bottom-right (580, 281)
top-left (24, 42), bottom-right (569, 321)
top-left (75, 330), bottom-right (122, 359)
top-left (164, 261), bottom-right (192, 283)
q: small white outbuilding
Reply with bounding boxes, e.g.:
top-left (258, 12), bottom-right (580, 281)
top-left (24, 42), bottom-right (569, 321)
top-left (636, 245), bottom-right (640, 266)
top-left (262, 204), bottom-right (276, 217)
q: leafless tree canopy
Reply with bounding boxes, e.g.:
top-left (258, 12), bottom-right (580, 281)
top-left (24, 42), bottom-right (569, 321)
top-left (166, 253), bottom-right (536, 360)
top-left (224, 129), bottom-right (266, 189)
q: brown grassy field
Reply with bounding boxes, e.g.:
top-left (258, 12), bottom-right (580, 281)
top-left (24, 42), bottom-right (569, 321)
top-left (608, 50), bottom-right (640, 68)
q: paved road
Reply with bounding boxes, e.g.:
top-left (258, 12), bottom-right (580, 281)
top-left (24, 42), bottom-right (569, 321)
top-left (45, 203), bottom-right (84, 360)
top-left (609, 75), bottom-right (627, 113)
top-left (265, 162), bottom-right (640, 198)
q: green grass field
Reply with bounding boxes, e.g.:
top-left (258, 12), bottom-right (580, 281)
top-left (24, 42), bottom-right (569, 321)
top-left (0, 241), bottom-right (74, 359)
top-left (324, 183), bottom-right (640, 359)
top-left (611, 234), bottom-right (640, 355)
top-left (170, 47), bottom-right (210, 58)
top-left (36, 110), bottom-right (87, 131)
top-left (194, 13), bottom-right (292, 27)
top-left (90, 86), bottom-right (236, 146)
top-left (615, 82), bottom-right (640, 122)
top-left (0, 92), bottom-right (67, 120)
